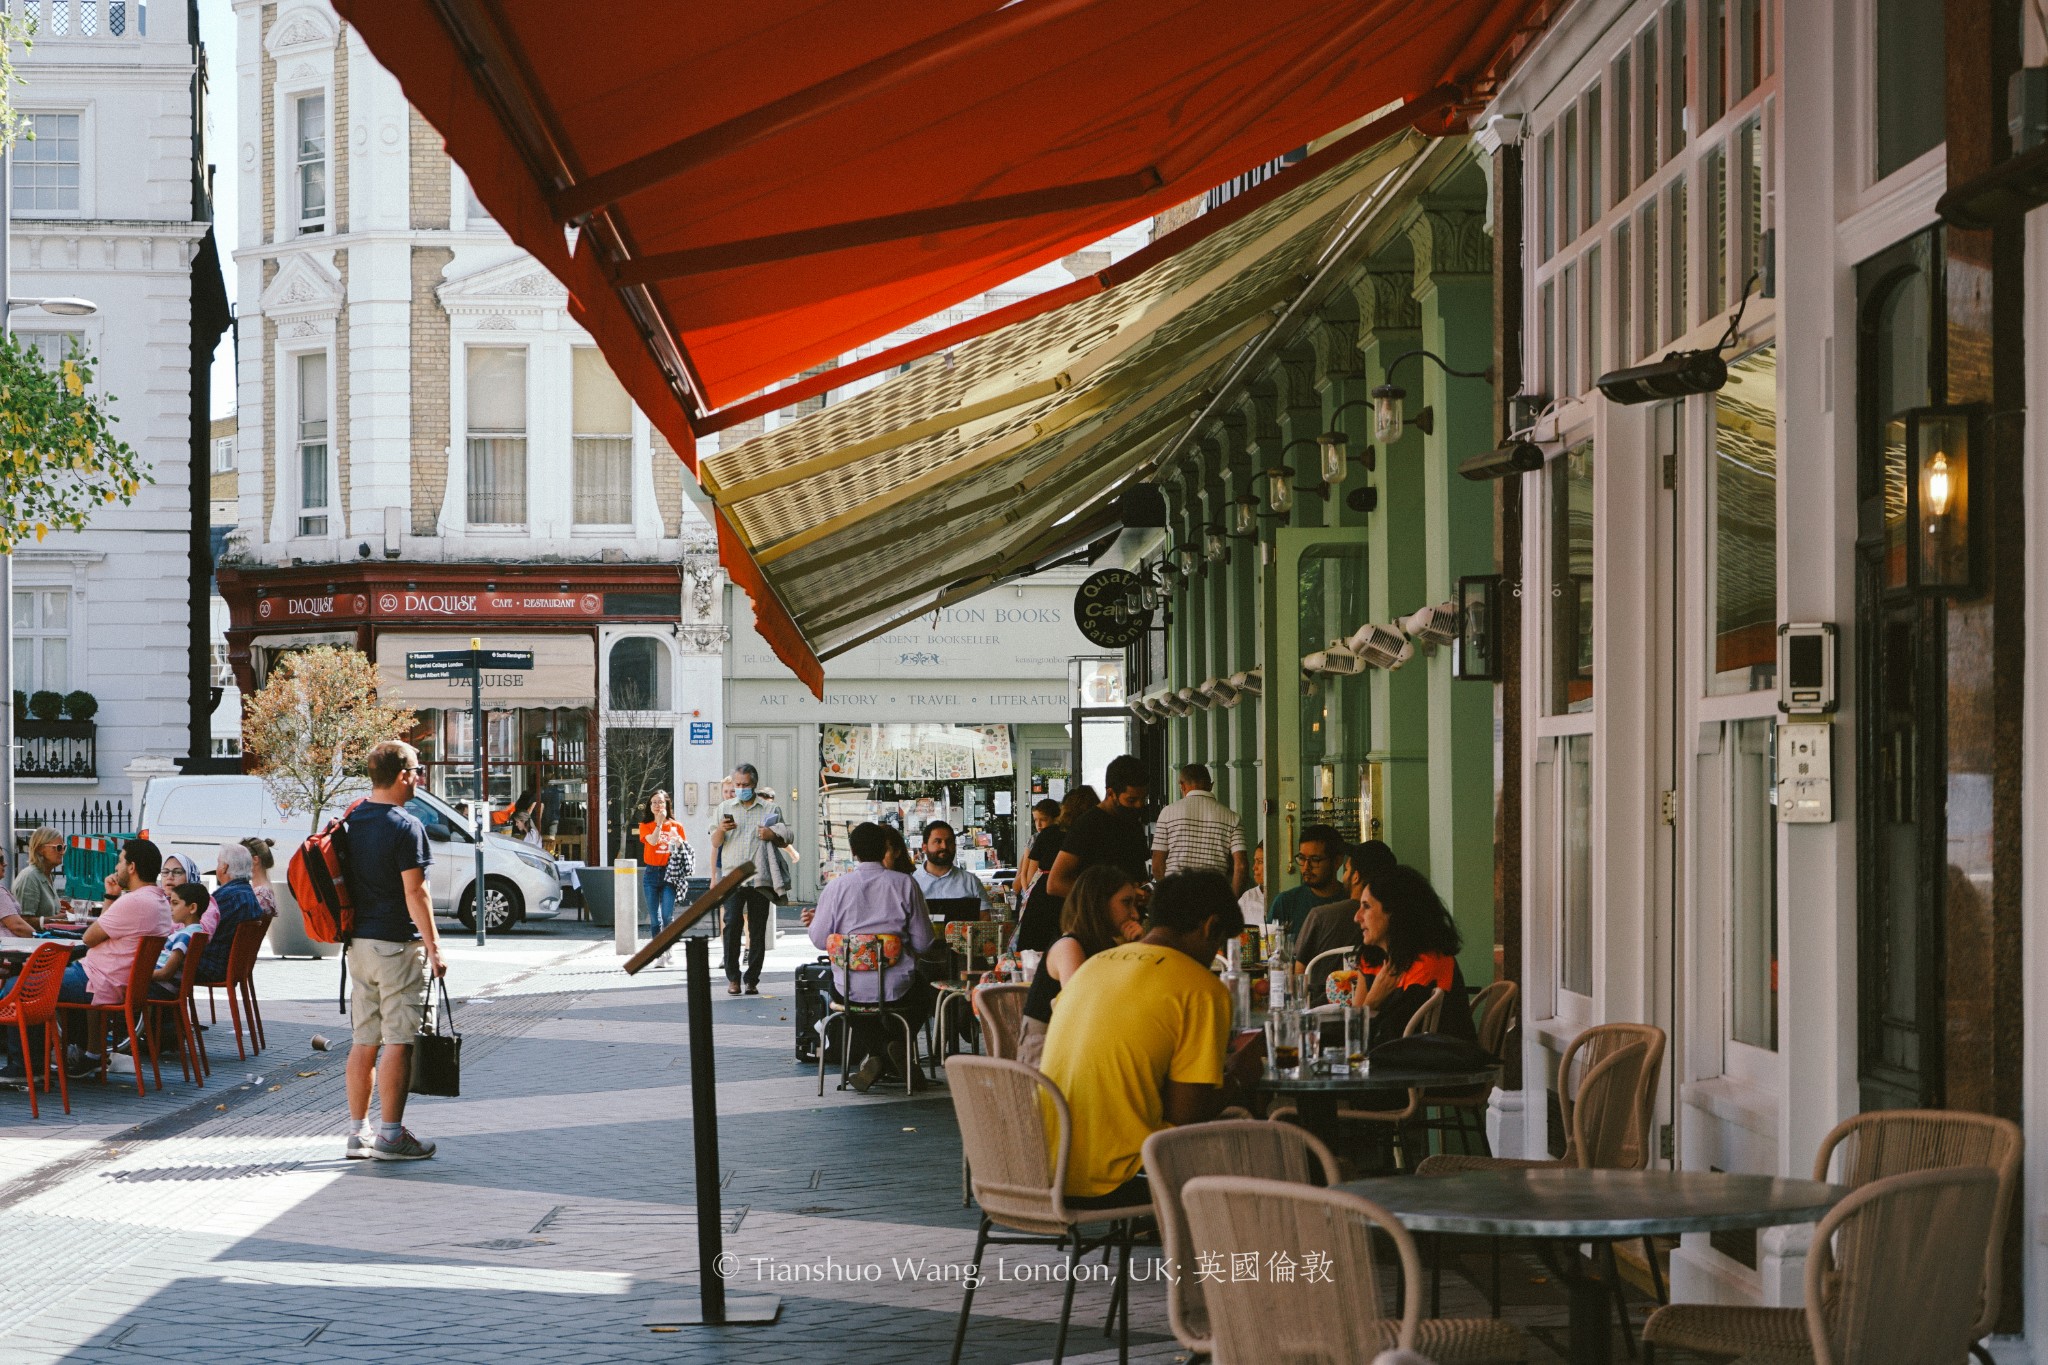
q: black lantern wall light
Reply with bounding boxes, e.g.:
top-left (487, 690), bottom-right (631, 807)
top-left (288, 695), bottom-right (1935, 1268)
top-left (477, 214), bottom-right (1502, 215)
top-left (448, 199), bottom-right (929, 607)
top-left (1890, 405), bottom-right (1981, 595)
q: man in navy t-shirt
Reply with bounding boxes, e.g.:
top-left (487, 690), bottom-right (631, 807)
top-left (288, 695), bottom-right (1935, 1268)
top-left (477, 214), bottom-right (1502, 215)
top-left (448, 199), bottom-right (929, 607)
top-left (342, 740), bottom-right (444, 1163)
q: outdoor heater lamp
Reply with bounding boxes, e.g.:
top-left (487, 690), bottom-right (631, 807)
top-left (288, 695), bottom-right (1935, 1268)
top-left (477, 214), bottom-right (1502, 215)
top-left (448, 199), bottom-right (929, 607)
top-left (1594, 348), bottom-right (1728, 405)
top-left (1459, 439), bottom-right (1547, 481)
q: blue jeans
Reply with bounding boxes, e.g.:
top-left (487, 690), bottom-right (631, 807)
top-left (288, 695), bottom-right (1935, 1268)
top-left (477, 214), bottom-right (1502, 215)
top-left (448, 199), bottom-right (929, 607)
top-left (642, 866), bottom-right (676, 942)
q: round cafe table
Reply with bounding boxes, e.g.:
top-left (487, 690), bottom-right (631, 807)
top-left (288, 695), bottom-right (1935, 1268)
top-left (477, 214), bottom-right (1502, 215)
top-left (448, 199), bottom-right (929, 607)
top-left (1338, 1167), bottom-right (1846, 1365)
top-left (0, 936), bottom-right (87, 965)
top-left (1251, 1065), bottom-right (1501, 1151)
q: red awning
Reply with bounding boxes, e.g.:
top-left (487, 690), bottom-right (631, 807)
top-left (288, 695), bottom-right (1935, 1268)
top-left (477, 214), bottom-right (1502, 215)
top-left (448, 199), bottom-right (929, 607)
top-left (333, 0), bottom-right (1544, 691)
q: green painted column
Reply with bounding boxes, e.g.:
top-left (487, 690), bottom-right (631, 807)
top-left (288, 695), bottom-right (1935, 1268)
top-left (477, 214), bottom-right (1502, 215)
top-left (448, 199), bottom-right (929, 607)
top-left (1348, 256), bottom-right (1432, 871)
top-left (1411, 201), bottom-right (1498, 987)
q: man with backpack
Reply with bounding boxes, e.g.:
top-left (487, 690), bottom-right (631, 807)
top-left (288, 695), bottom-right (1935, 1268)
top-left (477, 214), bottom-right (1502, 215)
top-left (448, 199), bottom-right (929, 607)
top-left (341, 740), bottom-right (446, 1161)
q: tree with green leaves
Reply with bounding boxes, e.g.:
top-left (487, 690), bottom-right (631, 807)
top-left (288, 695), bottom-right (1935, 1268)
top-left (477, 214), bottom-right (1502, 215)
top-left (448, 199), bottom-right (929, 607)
top-left (242, 647), bottom-right (419, 830)
top-left (0, 335), bottom-right (147, 551)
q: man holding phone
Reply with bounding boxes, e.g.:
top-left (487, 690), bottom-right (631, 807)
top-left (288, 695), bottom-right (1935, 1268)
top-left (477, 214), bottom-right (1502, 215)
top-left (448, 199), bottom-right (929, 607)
top-left (710, 763), bottom-right (784, 995)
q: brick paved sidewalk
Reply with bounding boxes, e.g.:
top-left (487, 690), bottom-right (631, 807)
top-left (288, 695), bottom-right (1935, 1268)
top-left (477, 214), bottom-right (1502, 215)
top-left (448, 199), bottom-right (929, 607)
top-left (0, 918), bottom-right (1630, 1364)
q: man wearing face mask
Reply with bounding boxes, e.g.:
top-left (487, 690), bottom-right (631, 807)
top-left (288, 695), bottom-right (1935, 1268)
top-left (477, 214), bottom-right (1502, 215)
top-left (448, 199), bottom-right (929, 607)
top-left (910, 821), bottom-right (993, 923)
top-left (711, 763), bottom-right (786, 995)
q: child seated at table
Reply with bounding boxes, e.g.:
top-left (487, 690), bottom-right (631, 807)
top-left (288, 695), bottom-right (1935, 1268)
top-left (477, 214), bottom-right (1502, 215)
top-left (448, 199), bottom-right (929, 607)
top-left (149, 884), bottom-right (209, 999)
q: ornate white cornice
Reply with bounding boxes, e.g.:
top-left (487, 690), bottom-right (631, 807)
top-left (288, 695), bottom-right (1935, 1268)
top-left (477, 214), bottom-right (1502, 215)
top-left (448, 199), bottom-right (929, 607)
top-left (259, 251), bottom-right (344, 320)
top-left (438, 255), bottom-right (570, 316)
top-left (265, 4), bottom-right (337, 57)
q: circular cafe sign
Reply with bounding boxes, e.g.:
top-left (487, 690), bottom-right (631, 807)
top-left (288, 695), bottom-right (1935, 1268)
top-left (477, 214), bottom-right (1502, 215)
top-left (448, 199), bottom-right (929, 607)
top-left (1074, 568), bottom-right (1146, 649)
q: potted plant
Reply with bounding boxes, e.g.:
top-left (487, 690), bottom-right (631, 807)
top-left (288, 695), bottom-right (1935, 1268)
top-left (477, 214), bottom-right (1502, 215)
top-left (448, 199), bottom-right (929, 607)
top-left (61, 689), bottom-right (96, 722)
top-left (27, 690), bottom-right (62, 722)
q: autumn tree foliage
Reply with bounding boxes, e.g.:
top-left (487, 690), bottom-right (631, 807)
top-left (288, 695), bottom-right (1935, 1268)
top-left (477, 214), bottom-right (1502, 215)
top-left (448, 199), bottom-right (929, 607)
top-left (241, 647), bottom-right (417, 829)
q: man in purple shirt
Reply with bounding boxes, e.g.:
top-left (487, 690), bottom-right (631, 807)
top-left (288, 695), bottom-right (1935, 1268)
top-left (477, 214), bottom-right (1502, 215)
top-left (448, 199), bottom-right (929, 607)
top-left (805, 821), bottom-right (936, 1090)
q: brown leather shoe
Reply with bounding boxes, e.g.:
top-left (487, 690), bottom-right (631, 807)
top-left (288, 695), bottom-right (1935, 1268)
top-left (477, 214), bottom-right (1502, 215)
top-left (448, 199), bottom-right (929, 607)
top-left (726, 981), bottom-right (742, 995)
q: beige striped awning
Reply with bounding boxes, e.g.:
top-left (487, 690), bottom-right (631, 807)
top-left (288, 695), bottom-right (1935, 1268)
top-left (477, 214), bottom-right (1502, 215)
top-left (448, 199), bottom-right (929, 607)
top-left (700, 128), bottom-right (1430, 664)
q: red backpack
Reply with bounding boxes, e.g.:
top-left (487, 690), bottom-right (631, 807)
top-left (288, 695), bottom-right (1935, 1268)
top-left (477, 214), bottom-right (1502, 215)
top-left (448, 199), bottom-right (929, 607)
top-left (288, 799), bottom-right (365, 944)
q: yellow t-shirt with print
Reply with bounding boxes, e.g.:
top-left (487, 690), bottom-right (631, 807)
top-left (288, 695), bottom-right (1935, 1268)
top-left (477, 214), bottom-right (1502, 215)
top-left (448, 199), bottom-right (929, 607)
top-left (1037, 940), bottom-right (1230, 1198)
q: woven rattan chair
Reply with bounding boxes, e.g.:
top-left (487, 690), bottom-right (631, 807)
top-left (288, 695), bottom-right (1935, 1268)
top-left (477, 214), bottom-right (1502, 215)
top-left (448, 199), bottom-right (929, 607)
top-left (1646, 1166), bottom-right (1998, 1365)
top-left (1418, 1022), bottom-right (1666, 1335)
top-left (1144, 1120), bottom-right (1342, 1355)
top-left (1335, 986), bottom-right (1447, 1169)
top-left (945, 1055), bottom-right (1150, 1365)
top-left (1182, 1174), bottom-right (1528, 1364)
top-left (971, 982), bottom-right (1028, 1060)
top-left (1642, 1109), bottom-right (2023, 1365)
top-left (1426, 980), bottom-right (1520, 1156)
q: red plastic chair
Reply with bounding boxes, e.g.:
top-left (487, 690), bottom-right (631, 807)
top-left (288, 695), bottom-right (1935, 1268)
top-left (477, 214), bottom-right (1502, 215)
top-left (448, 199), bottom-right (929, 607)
top-left (149, 931), bottom-right (210, 1086)
top-left (81, 934), bottom-right (167, 1096)
top-left (0, 943), bottom-right (73, 1117)
top-left (203, 918), bottom-right (270, 1059)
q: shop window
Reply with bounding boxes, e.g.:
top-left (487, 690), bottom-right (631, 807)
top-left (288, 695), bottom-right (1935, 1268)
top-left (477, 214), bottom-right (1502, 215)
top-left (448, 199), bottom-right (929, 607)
top-left (1550, 442), bottom-right (1594, 715)
top-left (1737, 116), bottom-right (1765, 296)
top-left (1729, 717), bottom-right (1778, 1050)
top-left (1538, 128), bottom-right (1555, 262)
top-left (608, 636), bottom-right (665, 711)
top-left (1637, 199), bottom-right (1659, 359)
top-left (1613, 48), bottom-right (1633, 204)
top-left (1583, 246), bottom-right (1602, 387)
top-left (1298, 544), bottom-right (1369, 832)
top-left (12, 587), bottom-right (70, 696)
top-left (1873, 0), bottom-right (1943, 181)
top-left (13, 112), bottom-right (79, 214)
top-left (295, 94), bottom-right (327, 234)
top-left (1661, 0), bottom-right (1687, 165)
top-left (1558, 262), bottom-right (1577, 396)
top-left (818, 724), bottom-right (1016, 884)
top-left (1636, 21), bottom-right (1659, 184)
top-left (1559, 733), bottom-right (1593, 996)
top-left (572, 347), bottom-right (634, 526)
top-left (1663, 177), bottom-right (1688, 344)
top-left (1613, 221), bottom-right (1632, 368)
top-left (1561, 105), bottom-right (1578, 246)
top-left (1585, 83), bottom-right (1602, 228)
top-left (1704, 145), bottom-right (1727, 319)
top-left (466, 347), bottom-right (528, 526)
top-left (1710, 346), bottom-right (1778, 695)
top-left (1538, 280), bottom-right (1555, 401)
top-left (296, 352), bottom-right (329, 537)
top-left (1704, 0), bottom-right (1728, 125)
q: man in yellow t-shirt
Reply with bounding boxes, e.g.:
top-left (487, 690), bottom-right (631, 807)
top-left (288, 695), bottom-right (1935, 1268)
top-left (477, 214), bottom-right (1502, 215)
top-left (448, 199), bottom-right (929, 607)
top-left (1038, 871), bottom-right (1245, 1203)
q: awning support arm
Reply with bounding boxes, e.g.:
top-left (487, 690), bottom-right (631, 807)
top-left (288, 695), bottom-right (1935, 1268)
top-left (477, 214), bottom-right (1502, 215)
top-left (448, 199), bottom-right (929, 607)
top-left (612, 171), bottom-right (1161, 285)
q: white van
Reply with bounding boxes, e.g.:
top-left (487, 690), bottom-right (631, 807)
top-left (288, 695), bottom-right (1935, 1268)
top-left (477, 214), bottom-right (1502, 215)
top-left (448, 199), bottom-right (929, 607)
top-left (137, 774), bottom-right (564, 932)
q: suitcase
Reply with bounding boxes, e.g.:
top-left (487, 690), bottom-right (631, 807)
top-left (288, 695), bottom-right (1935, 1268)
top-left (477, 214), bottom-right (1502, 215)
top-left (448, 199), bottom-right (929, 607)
top-left (794, 957), bottom-right (840, 1065)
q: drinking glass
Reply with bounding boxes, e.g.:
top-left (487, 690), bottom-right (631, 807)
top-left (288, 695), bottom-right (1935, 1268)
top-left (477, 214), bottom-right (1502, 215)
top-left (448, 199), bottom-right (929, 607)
top-left (1265, 1010), bottom-right (1302, 1079)
top-left (1343, 1006), bottom-right (1367, 1073)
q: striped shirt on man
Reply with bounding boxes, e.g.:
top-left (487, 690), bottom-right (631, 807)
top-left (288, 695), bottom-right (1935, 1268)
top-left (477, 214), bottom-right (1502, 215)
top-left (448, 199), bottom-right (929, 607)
top-left (1151, 787), bottom-right (1245, 878)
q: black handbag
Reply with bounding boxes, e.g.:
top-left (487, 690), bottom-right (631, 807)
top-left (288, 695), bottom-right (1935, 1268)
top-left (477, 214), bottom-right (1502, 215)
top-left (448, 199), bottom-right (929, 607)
top-left (1365, 1032), bottom-right (1498, 1073)
top-left (409, 978), bottom-right (462, 1097)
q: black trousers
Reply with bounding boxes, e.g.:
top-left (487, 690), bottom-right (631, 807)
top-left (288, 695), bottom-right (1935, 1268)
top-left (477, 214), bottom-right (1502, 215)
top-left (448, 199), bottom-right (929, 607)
top-left (826, 977), bottom-right (935, 1073)
top-left (722, 886), bottom-right (773, 987)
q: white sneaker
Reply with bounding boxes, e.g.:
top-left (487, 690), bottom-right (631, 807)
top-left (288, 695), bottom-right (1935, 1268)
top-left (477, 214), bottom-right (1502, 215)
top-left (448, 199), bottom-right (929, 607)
top-left (345, 1133), bottom-right (373, 1160)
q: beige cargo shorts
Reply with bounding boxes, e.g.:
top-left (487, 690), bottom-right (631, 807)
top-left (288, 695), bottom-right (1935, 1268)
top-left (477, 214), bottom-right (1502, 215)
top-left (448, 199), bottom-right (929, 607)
top-left (346, 939), bottom-right (428, 1047)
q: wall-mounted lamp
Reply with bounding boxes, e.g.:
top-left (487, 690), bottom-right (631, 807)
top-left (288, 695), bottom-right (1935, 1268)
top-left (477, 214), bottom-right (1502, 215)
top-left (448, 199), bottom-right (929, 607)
top-left (1371, 348), bottom-right (1494, 443)
top-left (1204, 525), bottom-right (1229, 563)
top-left (1171, 542), bottom-right (1202, 578)
top-left (1893, 405), bottom-right (1981, 595)
top-left (1229, 493), bottom-right (1259, 539)
top-left (1254, 467), bottom-right (1295, 518)
top-left (1458, 440), bottom-right (1547, 481)
top-left (1454, 575), bottom-right (1504, 681)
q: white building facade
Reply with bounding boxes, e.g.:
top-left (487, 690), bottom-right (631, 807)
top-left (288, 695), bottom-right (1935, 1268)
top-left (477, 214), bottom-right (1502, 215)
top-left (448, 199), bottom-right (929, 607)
top-left (220, 0), bottom-right (729, 877)
top-left (1490, 0), bottom-right (2037, 1352)
top-left (8, 0), bottom-right (224, 822)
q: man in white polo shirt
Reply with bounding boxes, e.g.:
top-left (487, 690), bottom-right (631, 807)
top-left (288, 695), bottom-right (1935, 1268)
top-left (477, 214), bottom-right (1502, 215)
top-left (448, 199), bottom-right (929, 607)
top-left (1150, 763), bottom-right (1247, 892)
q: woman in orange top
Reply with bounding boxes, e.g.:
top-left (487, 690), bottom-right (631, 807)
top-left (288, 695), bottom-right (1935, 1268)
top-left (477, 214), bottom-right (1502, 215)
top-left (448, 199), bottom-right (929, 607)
top-left (1348, 860), bottom-right (1478, 1050)
top-left (638, 790), bottom-right (689, 946)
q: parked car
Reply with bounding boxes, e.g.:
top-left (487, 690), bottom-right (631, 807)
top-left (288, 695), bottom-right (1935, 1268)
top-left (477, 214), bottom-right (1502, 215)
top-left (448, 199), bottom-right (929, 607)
top-left (137, 774), bottom-right (562, 933)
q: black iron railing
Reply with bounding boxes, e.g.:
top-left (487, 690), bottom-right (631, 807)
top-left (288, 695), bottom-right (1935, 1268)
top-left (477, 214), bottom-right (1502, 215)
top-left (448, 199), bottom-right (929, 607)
top-left (16, 719), bottom-right (97, 779)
